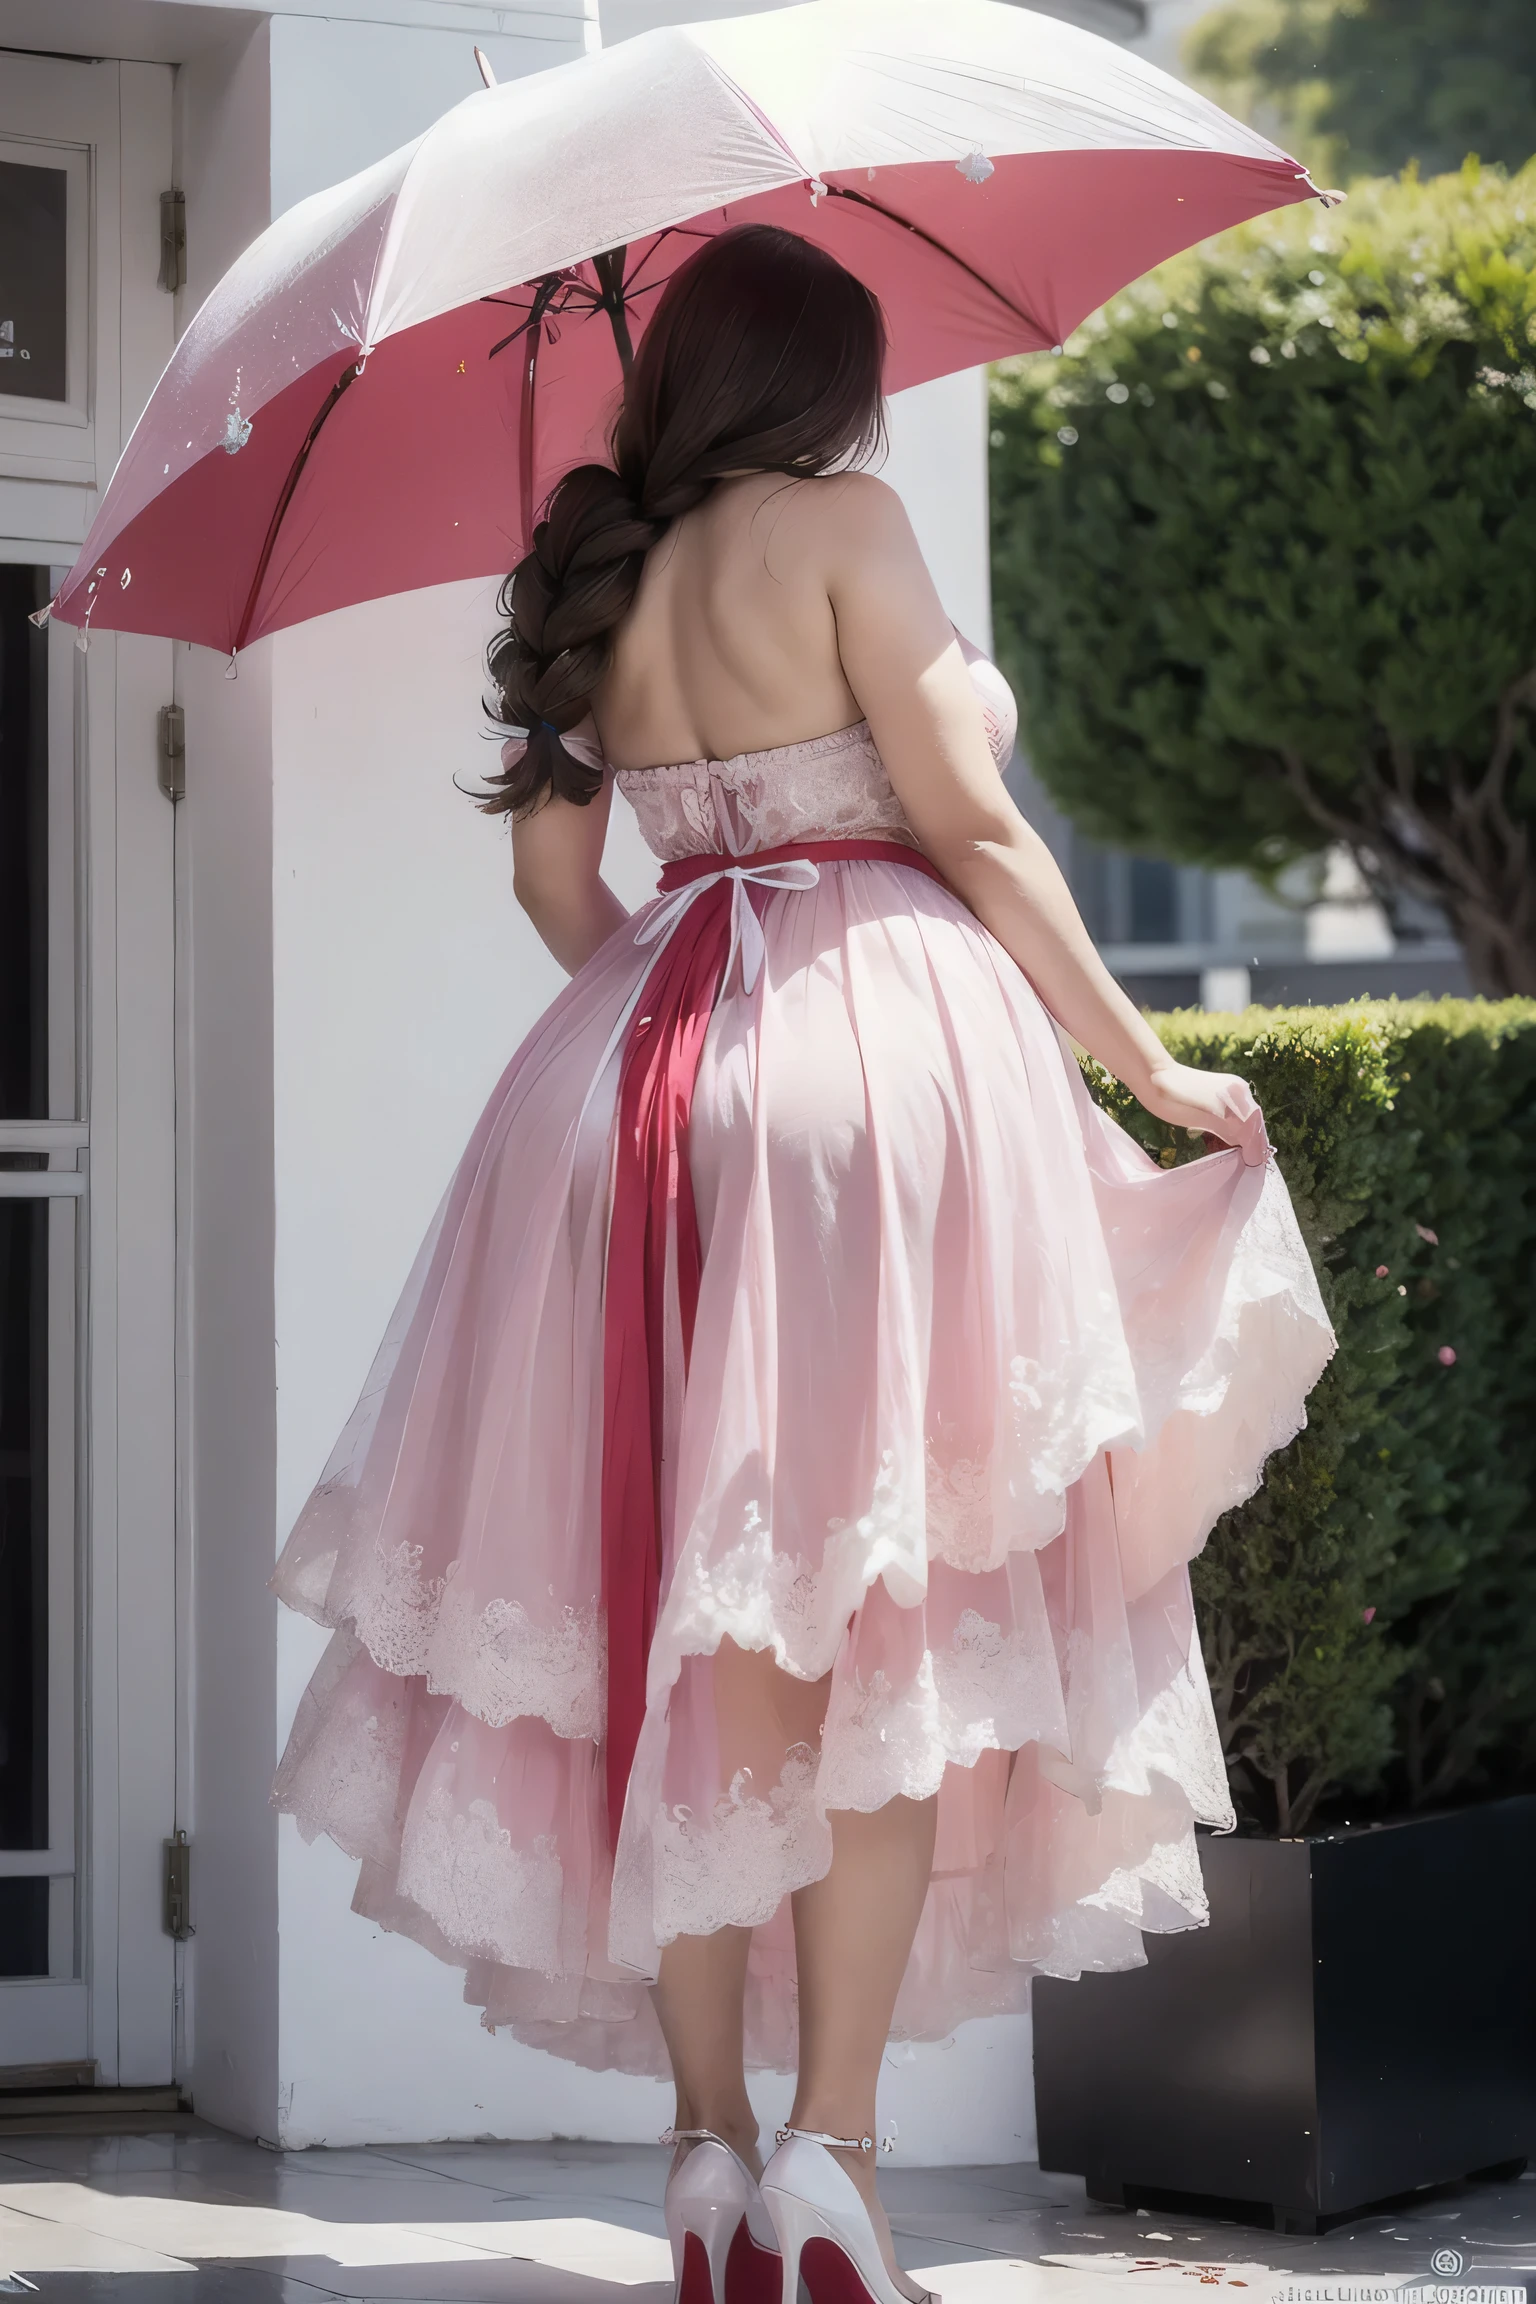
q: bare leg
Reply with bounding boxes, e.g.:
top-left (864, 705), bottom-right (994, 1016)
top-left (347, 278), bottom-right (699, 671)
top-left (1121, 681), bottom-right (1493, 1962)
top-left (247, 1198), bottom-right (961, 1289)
top-left (789, 1793), bottom-right (939, 2300)
top-left (650, 1642), bottom-right (931, 2235)
top-left (651, 1637), bottom-right (835, 2178)
top-left (652, 1924), bottom-right (762, 2176)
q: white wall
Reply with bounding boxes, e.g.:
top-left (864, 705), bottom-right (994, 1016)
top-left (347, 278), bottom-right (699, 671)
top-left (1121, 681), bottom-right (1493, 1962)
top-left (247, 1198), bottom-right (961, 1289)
top-left (267, 11), bottom-right (596, 218)
top-left (174, 15), bottom-right (272, 319)
top-left (601, 0), bottom-right (769, 31)
top-left (168, 8), bottom-right (281, 2136)
top-left (184, 633), bottom-right (283, 2138)
top-left (881, 368), bottom-right (994, 651)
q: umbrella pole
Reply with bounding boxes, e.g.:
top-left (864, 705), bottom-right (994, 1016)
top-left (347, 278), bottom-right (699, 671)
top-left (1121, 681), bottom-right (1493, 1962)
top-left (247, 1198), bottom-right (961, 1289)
top-left (496, 249), bottom-right (633, 545)
top-left (519, 318), bottom-right (542, 546)
top-left (591, 246), bottom-right (634, 375)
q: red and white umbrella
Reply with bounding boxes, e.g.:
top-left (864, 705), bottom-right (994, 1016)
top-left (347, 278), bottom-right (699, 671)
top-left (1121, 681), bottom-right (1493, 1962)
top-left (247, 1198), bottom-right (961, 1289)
top-left (52, 0), bottom-right (1330, 657)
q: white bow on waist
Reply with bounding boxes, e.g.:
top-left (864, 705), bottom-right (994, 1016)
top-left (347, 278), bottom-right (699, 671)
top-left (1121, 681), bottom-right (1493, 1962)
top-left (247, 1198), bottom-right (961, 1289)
top-left (633, 855), bottom-right (822, 995)
top-left (566, 855), bottom-right (823, 1159)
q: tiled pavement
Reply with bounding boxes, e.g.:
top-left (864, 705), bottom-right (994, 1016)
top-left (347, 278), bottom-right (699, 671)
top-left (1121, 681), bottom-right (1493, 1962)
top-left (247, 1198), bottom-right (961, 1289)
top-left (0, 2125), bottom-right (1531, 2301)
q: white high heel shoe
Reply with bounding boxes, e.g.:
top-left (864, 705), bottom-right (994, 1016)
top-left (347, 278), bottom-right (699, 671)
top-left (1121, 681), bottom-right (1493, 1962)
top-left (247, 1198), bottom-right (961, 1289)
top-left (663, 2128), bottom-right (781, 2304)
top-left (760, 2128), bottom-right (940, 2304)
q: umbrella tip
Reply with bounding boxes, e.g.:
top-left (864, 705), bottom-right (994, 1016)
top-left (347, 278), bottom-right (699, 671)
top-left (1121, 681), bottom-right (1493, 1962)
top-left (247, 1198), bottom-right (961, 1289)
top-left (473, 43), bottom-right (497, 88)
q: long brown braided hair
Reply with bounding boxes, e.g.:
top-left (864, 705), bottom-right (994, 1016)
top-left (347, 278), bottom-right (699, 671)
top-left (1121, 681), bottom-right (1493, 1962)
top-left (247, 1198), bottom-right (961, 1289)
top-left (479, 223), bottom-right (887, 816)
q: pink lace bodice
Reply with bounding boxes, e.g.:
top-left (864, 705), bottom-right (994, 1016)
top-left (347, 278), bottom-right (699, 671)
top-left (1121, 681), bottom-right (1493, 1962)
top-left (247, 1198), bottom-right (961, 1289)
top-left (616, 654), bottom-right (1018, 864)
top-left (497, 651), bottom-right (1019, 866)
top-left (616, 720), bottom-right (912, 863)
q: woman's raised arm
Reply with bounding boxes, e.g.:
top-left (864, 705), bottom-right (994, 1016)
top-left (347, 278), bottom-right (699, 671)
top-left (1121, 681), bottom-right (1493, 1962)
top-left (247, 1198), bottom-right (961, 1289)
top-left (822, 474), bottom-right (1264, 1158)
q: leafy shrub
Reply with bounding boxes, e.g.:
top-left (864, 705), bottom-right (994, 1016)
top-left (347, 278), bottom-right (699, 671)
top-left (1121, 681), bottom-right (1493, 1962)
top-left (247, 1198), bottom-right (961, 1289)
top-left (990, 161), bottom-right (1536, 996)
top-left (1088, 997), bottom-right (1536, 1832)
top-left (1187, 0), bottom-right (1536, 184)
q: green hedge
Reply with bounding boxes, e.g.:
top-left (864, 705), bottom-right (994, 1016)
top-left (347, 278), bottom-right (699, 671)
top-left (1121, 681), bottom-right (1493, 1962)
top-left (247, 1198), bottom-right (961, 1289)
top-left (1086, 997), bottom-right (1536, 1832)
top-left (988, 161), bottom-right (1536, 997)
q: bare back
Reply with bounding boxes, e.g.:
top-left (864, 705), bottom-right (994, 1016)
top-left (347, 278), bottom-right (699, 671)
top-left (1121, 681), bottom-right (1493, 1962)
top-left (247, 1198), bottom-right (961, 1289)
top-left (591, 473), bottom-right (865, 771)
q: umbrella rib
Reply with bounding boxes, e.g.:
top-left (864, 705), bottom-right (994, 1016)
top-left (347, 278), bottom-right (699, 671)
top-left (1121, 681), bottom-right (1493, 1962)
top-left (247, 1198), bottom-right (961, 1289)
top-left (488, 307), bottom-right (553, 360)
top-left (234, 358), bottom-right (360, 655)
top-left (487, 270), bottom-right (595, 361)
top-left (620, 224), bottom-right (714, 297)
top-left (484, 229), bottom-right (711, 383)
top-left (823, 183), bottom-right (1039, 336)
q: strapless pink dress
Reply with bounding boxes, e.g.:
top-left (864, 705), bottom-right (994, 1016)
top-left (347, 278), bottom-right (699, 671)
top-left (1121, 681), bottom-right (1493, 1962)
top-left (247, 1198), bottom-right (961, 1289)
top-left (271, 661), bottom-right (1333, 2075)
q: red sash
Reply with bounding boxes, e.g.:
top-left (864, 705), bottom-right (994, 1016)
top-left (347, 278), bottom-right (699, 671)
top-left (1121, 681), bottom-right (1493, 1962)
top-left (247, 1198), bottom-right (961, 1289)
top-left (599, 838), bottom-right (948, 1848)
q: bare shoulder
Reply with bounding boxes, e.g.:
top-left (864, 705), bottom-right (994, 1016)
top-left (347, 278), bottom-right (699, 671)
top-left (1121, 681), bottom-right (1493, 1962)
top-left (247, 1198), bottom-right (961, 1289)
top-left (794, 469), bottom-right (915, 545)
top-left (700, 472), bottom-right (919, 604)
top-left (732, 469), bottom-right (910, 536)
top-left (759, 472), bottom-right (923, 593)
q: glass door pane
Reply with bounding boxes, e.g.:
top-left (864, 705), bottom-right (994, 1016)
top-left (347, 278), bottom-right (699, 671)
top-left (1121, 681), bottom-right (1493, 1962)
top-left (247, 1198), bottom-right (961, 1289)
top-left (0, 160), bottom-right (69, 405)
top-left (0, 562), bottom-right (48, 1118)
top-left (0, 1198), bottom-right (48, 1972)
top-left (0, 562), bottom-right (79, 2028)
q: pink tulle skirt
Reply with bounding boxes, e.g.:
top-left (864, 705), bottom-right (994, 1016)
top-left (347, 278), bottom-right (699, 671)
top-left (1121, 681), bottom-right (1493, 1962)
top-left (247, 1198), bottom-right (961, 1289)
top-left (271, 857), bottom-right (1333, 2073)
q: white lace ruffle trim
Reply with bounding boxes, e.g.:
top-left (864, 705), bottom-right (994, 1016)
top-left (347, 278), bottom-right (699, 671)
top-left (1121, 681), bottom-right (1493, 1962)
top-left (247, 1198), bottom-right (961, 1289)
top-left (607, 1611), bottom-right (1230, 1968)
top-left (304, 1548), bottom-right (607, 1741)
top-left (632, 1604), bottom-right (1074, 1950)
top-left (397, 1788), bottom-right (566, 1969)
top-left (275, 1600), bottom-right (1231, 1984)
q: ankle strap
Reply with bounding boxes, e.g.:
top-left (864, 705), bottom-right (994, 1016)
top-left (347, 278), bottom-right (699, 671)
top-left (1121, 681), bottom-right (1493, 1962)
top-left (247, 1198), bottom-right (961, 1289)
top-left (661, 2127), bottom-right (734, 2147)
top-left (775, 2125), bottom-right (894, 2155)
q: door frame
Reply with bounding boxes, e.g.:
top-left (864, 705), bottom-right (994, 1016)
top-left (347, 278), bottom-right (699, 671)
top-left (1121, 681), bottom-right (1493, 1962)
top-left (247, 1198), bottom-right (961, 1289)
top-left (0, 49), bottom-right (179, 2088)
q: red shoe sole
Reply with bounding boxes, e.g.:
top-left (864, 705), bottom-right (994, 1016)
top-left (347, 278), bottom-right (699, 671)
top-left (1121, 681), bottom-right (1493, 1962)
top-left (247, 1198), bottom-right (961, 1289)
top-left (678, 2227), bottom-right (714, 2304)
top-left (726, 2214), bottom-right (783, 2304)
top-left (677, 2215), bottom-right (783, 2304)
top-left (801, 2232), bottom-right (883, 2304)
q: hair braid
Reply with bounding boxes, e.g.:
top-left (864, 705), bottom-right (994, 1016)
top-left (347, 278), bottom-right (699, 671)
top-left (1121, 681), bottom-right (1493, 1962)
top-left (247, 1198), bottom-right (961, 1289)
top-left (481, 466), bottom-right (664, 813)
top-left (478, 224), bottom-right (886, 817)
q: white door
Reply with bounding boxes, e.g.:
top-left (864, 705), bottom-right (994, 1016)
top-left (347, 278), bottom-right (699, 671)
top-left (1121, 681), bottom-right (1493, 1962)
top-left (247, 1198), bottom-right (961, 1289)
top-left (0, 49), bottom-right (179, 2087)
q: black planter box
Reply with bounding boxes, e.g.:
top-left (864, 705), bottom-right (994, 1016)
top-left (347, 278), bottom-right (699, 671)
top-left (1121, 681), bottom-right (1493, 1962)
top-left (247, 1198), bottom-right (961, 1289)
top-left (1032, 1796), bottom-right (1536, 2232)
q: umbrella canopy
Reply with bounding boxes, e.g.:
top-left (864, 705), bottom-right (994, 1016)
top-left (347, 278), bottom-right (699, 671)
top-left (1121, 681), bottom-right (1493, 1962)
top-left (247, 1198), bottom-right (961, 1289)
top-left (54, 0), bottom-right (1328, 655)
